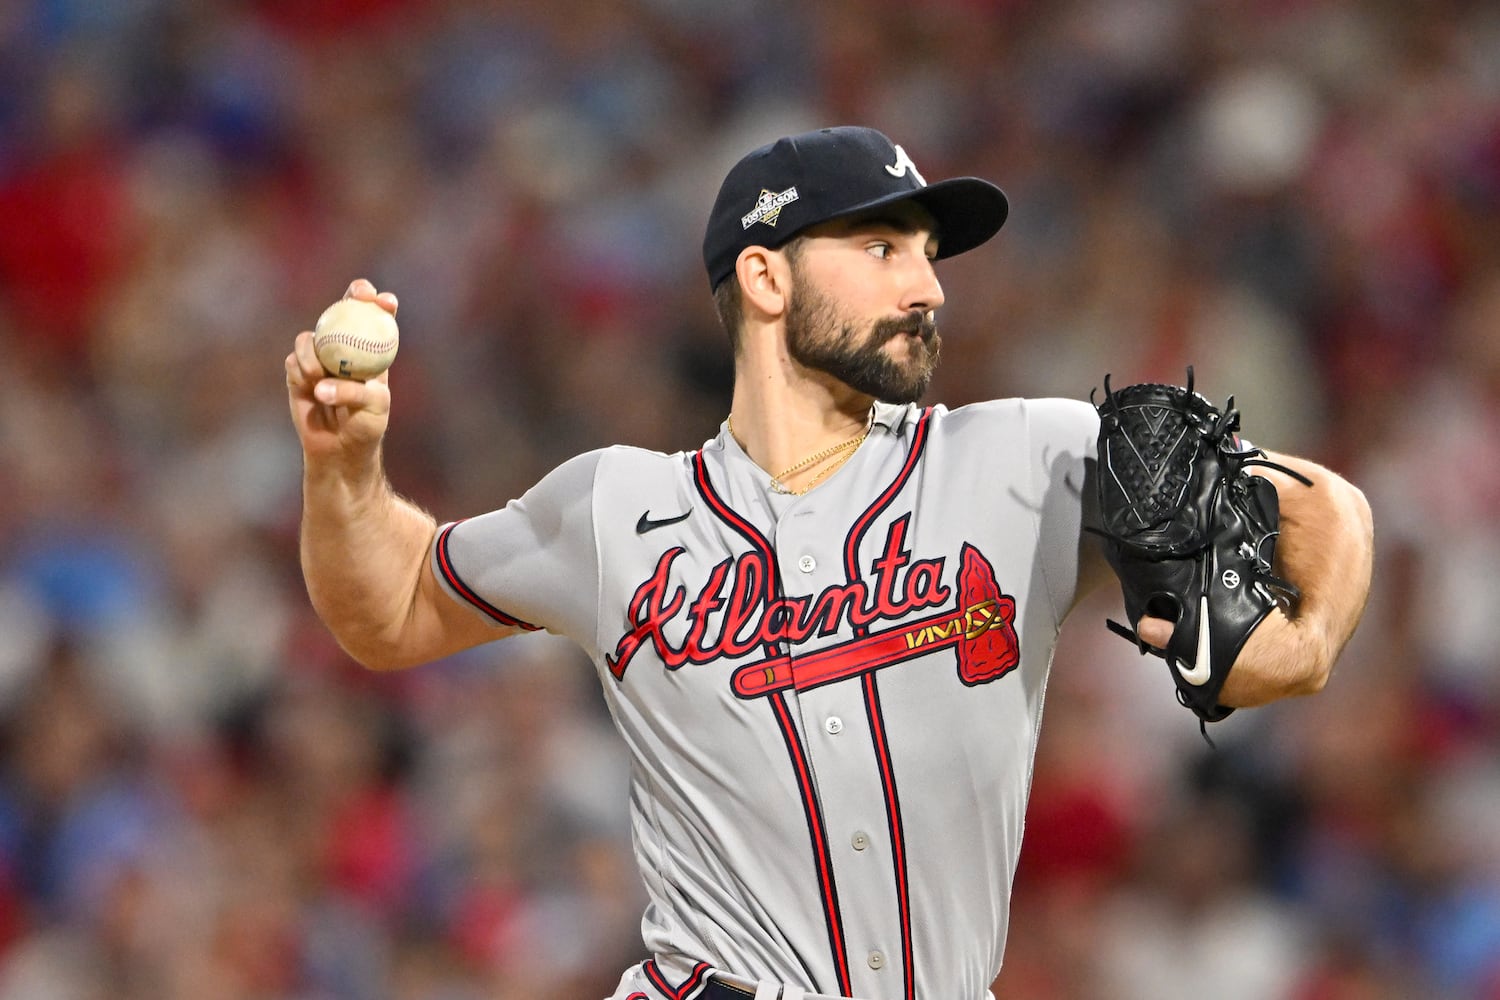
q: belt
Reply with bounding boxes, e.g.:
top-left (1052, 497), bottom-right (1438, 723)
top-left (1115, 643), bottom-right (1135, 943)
top-left (701, 976), bottom-right (756, 999)
top-left (701, 973), bottom-right (848, 1000)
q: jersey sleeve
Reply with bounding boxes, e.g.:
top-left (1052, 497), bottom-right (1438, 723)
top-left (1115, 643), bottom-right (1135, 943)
top-left (431, 450), bottom-right (603, 653)
top-left (1024, 397), bottom-right (1101, 625)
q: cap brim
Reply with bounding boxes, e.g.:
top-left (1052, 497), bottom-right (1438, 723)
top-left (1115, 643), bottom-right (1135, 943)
top-left (918, 177), bottom-right (1010, 259)
top-left (828, 177), bottom-right (1010, 260)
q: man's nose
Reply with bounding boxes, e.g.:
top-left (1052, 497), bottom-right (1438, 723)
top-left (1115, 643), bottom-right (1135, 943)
top-left (903, 258), bottom-right (944, 314)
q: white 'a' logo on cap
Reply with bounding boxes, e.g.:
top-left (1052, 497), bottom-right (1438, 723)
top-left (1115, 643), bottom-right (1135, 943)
top-left (885, 145), bottom-right (927, 186)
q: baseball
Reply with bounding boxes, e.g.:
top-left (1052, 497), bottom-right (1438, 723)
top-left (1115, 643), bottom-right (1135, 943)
top-left (313, 297), bottom-right (399, 380)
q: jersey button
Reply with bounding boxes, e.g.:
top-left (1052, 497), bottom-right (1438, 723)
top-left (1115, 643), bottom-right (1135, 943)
top-left (851, 832), bottom-right (869, 851)
top-left (797, 555), bottom-right (817, 573)
top-left (868, 951), bottom-right (886, 971)
top-left (824, 716), bottom-right (843, 735)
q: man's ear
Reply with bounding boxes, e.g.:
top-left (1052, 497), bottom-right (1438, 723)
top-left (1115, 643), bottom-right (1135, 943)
top-left (736, 246), bottom-right (791, 320)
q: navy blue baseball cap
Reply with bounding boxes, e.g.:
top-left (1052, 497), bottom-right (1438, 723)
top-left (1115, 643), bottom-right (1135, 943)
top-left (702, 126), bottom-right (1009, 290)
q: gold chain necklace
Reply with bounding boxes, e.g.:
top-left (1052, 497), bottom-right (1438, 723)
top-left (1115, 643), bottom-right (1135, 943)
top-left (728, 409), bottom-right (873, 495)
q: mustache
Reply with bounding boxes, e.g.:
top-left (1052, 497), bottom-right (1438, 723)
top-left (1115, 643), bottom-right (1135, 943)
top-left (873, 311), bottom-right (938, 344)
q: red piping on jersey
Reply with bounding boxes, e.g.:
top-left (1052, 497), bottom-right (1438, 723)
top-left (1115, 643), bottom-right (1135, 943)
top-left (691, 452), bottom-right (779, 657)
top-left (843, 406), bottom-right (932, 610)
top-left (692, 450), bottom-right (854, 997)
top-left (842, 406), bottom-right (931, 1000)
top-left (434, 521), bottom-right (541, 630)
top-left (863, 672), bottom-right (916, 1000)
top-left (643, 959), bottom-right (710, 999)
top-left (772, 690), bottom-right (854, 997)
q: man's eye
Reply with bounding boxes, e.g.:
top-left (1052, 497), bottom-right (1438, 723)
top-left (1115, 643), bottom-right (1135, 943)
top-left (866, 243), bottom-right (892, 259)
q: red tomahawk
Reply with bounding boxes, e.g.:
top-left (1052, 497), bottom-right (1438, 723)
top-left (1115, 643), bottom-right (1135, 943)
top-left (731, 544), bottom-right (1020, 698)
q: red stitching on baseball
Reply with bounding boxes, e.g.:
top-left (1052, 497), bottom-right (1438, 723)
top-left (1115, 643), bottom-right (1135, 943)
top-left (316, 331), bottom-right (397, 354)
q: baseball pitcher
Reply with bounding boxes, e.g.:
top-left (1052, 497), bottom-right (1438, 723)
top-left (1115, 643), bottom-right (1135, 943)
top-left (285, 127), bottom-right (1374, 1000)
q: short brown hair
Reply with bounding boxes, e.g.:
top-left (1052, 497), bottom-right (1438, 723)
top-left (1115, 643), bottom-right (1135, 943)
top-left (711, 238), bottom-right (806, 354)
top-left (712, 275), bottom-right (745, 353)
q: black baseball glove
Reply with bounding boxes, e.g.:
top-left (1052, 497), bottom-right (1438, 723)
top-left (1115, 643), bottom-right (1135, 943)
top-left (1091, 368), bottom-right (1312, 733)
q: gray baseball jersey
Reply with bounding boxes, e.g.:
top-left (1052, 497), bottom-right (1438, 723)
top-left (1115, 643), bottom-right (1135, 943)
top-left (432, 397), bottom-right (1100, 1000)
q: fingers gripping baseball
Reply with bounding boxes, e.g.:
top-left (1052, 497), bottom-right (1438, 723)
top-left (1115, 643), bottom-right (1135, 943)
top-left (343, 278), bottom-right (399, 316)
top-left (285, 280), bottom-right (398, 463)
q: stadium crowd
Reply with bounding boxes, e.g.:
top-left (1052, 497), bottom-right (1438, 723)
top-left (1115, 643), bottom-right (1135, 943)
top-left (1, 0), bottom-right (1498, 997)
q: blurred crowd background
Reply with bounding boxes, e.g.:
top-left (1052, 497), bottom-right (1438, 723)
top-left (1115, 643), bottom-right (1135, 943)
top-left (1, 0), bottom-right (1498, 997)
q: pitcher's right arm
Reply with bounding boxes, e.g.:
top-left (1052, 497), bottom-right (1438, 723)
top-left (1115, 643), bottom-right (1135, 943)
top-left (285, 280), bottom-right (514, 671)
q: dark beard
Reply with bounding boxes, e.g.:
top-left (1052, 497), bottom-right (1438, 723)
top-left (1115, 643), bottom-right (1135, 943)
top-left (784, 284), bottom-right (941, 404)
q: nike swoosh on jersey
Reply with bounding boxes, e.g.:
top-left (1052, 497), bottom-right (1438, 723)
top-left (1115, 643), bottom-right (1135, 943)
top-left (636, 509), bottom-right (692, 534)
top-left (1175, 595), bottom-right (1215, 686)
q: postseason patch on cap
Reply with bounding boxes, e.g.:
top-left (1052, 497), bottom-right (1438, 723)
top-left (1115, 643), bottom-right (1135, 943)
top-left (741, 187), bottom-right (800, 229)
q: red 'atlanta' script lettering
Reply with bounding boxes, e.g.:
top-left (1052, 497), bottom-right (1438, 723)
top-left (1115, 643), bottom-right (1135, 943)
top-left (607, 518), bottom-right (950, 679)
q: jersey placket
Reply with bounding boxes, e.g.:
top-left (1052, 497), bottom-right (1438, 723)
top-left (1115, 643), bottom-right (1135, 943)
top-left (772, 498), bottom-right (908, 999)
